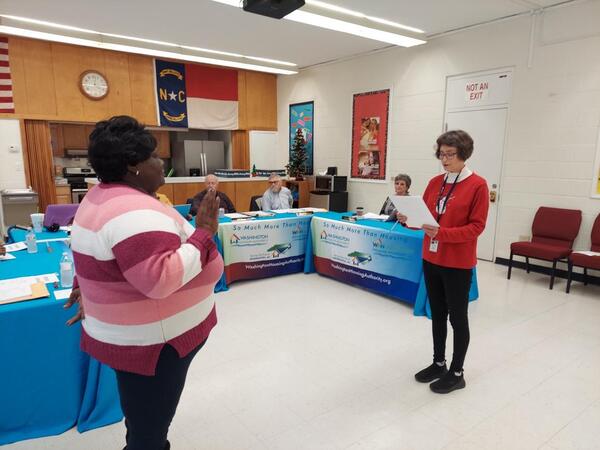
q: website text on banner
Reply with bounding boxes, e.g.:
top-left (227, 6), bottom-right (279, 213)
top-left (311, 217), bottom-right (423, 303)
top-left (218, 216), bottom-right (311, 284)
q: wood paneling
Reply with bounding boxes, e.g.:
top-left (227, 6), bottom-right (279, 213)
top-left (51, 43), bottom-right (84, 119)
top-left (173, 183), bottom-right (204, 205)
top-left (6, 36), bottom-right (158, 125)
top-left (286, 180), bottom-right (309, 208)
top-left (156, 184), bottom-right (174, 203)
top-left (129, 54), bottom-right (158, 125)
top-left (231, 130), bottom-right (250, 169)
top-left (20, 40), bottom-right (57, 116)
top-left (237, 71), bottom-right (248, 130)
top-left (23, 120), bottom-right (56, 211)
top-left (242, 71), bottom-right (277, 130)
top-left (105, 51), bottom-right (133, 117)
top-left (49, 123), bottom-right (64, 157)
top-left (217, 182), bottom-right (237, 208)
top-left (234, 180), bottom-right (269, 212)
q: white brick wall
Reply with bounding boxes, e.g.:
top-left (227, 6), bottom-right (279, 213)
top-left (277, 2), bottom-right (600, 273)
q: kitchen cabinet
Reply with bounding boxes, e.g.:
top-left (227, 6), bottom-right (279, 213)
top-left (62, 124), bottom-right (89, 149)
top-left (55, 185), bottom-right (71, 204)
top-left (50, 123), bottom-right (65, 157)
top-left (151, 130), bottom-right (171, 159)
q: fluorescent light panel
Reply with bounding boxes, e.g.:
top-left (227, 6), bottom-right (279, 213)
top-left (0, 14), bottom-right (297, 68)
top-left (0, 25), bottom-right (297, 75)
top-left (209, 0), bottom-right (426, 47)
top-left (305, 0), bottom-right (425, 34)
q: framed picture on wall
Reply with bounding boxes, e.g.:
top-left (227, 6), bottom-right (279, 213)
top-left (592, 126), bottom-right (600, 199)
top-left (289, 101), bottom-right (314, 175)
top-left (350, 89), bottom-right (390, 181)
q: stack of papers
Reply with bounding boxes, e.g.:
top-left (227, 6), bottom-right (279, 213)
top-left (0, 273), bottom-right (57, 305)
top-left (224, 213), bottom-right (251, 219)
top-left (300, 207), bottom-right (327, 213)
top-left (4, 242), bottom-right (27, 252)
top-left (0, 253), bottom-right (16, 261)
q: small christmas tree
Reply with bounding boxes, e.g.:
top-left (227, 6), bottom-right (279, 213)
top-left (287, 128), bottom-right (308, 180)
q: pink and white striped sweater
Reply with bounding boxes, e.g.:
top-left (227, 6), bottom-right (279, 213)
top-left (71, 183), bottom-right (223, 375)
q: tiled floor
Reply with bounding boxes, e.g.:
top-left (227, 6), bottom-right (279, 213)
top-left (5, 262), bottom-right (600, 449)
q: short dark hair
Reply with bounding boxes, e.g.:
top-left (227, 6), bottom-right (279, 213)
top-left (394, 173), bottom-right (411, 189)
top-left (88, 116), bottom-right (156, 182)
top-left (435, 130), bottom-right (473, 161)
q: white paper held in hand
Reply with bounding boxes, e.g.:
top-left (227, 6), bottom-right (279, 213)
top-left (390, 196), bottom-right (439, 228)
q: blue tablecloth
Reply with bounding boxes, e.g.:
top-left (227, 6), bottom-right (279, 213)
top-left (215, 213), bottom-right (311, 289)
top-left (304, 212), bottom-right (478, 318)
top-left (0, 239), bottom-right (122, 446)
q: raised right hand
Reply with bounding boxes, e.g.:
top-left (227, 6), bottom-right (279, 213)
top-left (195, 191), bottom-right (219, 235)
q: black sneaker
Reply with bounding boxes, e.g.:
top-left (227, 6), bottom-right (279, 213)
top-left (430, 371), bottom-right (466, 394)
top-left (414, 362), bottom-right (448, 383)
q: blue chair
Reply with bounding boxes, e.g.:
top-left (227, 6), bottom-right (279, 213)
top-left (173, 204), bottom-right (191, 218)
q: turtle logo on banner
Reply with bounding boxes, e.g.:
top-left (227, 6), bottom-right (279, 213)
top-left (155, 60), bottom-right (188, 127)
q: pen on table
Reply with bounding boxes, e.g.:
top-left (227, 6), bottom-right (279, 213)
top-left (46, 242), bottom-right (52, 253)
top-left (390, 220), bottom-right (400, 232)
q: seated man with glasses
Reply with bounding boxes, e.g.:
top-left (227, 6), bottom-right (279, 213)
top-left (261, 173), bottom-right (293, 211)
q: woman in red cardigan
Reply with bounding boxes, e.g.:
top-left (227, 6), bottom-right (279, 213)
top-left (401, 130), bottom-right (489, 393)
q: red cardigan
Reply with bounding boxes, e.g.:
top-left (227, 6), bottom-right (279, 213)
top-left (422, 172), bottom-right (489, 269)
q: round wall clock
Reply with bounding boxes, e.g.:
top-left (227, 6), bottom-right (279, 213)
top-left (79, 70), bottom-right (109, 100)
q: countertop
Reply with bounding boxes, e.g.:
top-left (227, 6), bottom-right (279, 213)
top-left (85, 176), bottom-right (286, 184)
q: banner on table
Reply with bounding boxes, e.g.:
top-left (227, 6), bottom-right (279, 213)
top-left (155, 59), bottom-right (238, 129)
top-left (289, 101), bottom-right (314, 175)
top-left (311, 217), bottom-right (423, 302)
top-left (351, 89), bottom-right (390, 181)
top-left (219, 216), bottom-right (311, 283)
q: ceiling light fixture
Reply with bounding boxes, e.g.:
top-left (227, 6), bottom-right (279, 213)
top-left (0, 14), bottom-right (297, 70)
top-left (0, 25), bottom-right (298, 75)
top-left (210, 0), bottom-right (426, 47)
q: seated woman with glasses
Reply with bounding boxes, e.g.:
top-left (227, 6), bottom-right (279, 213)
top-left (261, 173), bottom-right (293, 211)
top-left (380, 173), bottom-right (411, 221)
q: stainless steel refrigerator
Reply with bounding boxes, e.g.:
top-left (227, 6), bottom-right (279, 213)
top-left (171, 140), bottom-right (226, 176)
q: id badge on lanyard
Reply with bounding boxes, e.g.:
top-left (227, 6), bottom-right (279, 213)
top-left (431, 170), bottom-right (461, 253)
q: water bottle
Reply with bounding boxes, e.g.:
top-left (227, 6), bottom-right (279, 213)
top-left (60, 252), bottom-right (74, 288)
top-left (25, 227), bottom-right (37, 254)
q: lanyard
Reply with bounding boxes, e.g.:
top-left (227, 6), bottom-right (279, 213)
top-left (436, 168), bottom-right (462, 222)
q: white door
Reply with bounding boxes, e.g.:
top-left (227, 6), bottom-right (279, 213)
top-left (445, 108), bottom-right (508, 261)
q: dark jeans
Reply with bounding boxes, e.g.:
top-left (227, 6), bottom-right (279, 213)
top-left (116, 341), bottom-right (206, 450)
top-left (423, 260), bottom-right (472, 373)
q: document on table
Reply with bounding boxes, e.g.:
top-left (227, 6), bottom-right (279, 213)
top-left (0, 284), bottom-right (32, 302)
top-left (572, 251), bottom-right (600, 257)
top-left (53, 289), bottom-right (73, 300)
top-left (300, 207), bottom-right (327, 213)
top-left (0, 274), bottom-right (56, 304)
top-left (271, 208), bottom-right (303, 214)
top-left (390, 196), bottom-right (439, 228)
top-left (360, 213), bottom-right (389, 221)
top-left (224, 213), bottom-right (251, 219)
top-left (4, 242), bottom-right (27, 252)
top-left (0, 253), bottom-right (16, 261)
top-left (244, 211), bottom-right (275, 217)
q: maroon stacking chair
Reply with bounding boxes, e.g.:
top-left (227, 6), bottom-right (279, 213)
top-left (566, 213), bottom-right (600, 293)
top-left (508, 207), bottom-right (582, 289)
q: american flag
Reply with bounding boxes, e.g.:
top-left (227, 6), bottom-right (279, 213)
top-left (0, 37), bottom-right (15, 113)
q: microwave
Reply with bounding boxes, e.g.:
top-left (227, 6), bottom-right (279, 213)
top-left (315, 175), bottom-right (347, 192)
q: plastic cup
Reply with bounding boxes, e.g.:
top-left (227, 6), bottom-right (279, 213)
top-left (31, 213), bottom-right (44, 233)
top-left (218, 208), bottom-right (225, 218)
top-left (356, 207), bottom-right (365, 217)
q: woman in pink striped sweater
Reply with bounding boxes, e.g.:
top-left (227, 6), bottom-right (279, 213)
top-left (66, 116), bottom-right (223, 450)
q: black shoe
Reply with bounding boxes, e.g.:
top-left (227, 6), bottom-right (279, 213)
top-left (414, 362), bottom-right (448, 383)
top-left (430, 371), bottom-right (466, 394)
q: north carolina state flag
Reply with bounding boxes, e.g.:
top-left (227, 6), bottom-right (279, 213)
top-left (186, 64), bottom-right (238, 130)
top-left (155, 59), bottom-right (238, 129)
